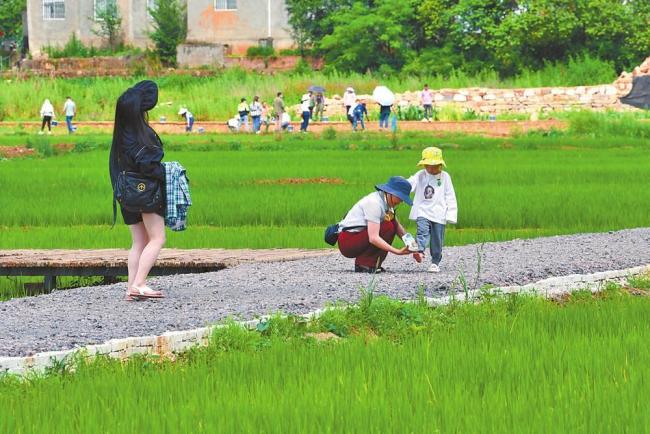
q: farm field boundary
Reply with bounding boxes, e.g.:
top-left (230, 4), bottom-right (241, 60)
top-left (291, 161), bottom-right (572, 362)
top-left (0, 120), bottom-right (566, 136)
top-left (2, 263), bottom-right (648, 376)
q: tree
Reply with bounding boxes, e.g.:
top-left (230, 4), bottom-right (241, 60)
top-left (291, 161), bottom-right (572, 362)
top-left (149, 0), bottom-right (187, 66)
top-left (92, 0), bottom-right (123, 49)
top-left (319, 0), bottom-right (418, 72)
top-left (285, 0), bottom-right (354, 54)
top-left (0, 0), bottom-right (25, 44)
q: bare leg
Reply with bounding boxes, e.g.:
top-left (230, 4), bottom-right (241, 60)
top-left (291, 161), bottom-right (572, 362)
top-left (127, 222), bottom-right (148, 291)
top-left (133, 213), bottom-right (166, 288)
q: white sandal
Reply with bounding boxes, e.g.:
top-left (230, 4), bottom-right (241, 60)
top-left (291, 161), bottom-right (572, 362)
top-left (127, 285), bottom-right (165, 300)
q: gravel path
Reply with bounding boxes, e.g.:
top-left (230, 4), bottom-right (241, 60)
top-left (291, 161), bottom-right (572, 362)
top-left (2, 228), bottom-right (649, 357)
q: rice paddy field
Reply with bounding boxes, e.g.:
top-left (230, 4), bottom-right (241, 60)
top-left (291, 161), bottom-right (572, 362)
top-left (2, 282), bottom-right (650, 433)
top-left (1, 116), bottom-right (650, 250)
top-left (2, 112), bottom-right (650, 432)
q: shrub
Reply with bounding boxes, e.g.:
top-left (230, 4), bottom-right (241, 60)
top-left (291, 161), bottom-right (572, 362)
top-left (246, 46), bottom-right (275, 58)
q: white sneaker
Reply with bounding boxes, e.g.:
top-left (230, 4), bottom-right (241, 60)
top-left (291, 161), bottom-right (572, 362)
top-left (38, 131), bottom-right (44, 135)
top-left (427, 263), bottom-right (440, 273)
top-left (47, 131), bottom-right (52, 135)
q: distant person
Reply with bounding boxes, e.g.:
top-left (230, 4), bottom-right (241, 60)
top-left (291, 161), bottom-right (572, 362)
top-left (343, 87), bottom-right (356, 125)
top-left (237, 97), bottom-right (250, 132)
top-left (260, 102), bottom-right (271, 133)
top-left (300, 92), bottom-right (312, 132)
top-left (250, 96), bottom-right (263, 133)
top-left (336, 176), bottom-right (418, 273)
top-left (308, 91), bottom-right (316, 117)
top-left (420, 84), bottom-right (434, 122)
top-left (378, 103), bottom-right (392, 130)
top-left (407, 147), bottom-right (457, 273)
top-left (178, 107), bottom-right (194, 132)
top-left (108, 80), bottom-right (166, 300)
top-left (39, 99), bottom-right (55, 135)
top-left (350, 99), bottom-right (369, 131)
top-left (273, 92), bottom-right (285, 132)
top-left (227, 115), bottom-right (241, 132)
top-left (280, 112), bottom-right (292, 131)
top-left (313, 92), bottom-right (325, 121)
top-left (62, 96), bottom-right (76, 134)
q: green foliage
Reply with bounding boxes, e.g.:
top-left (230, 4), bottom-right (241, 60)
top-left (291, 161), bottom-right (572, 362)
top-left (43, 33), bottom-right (140, 59)
top-left (287, 0), bottom-right (649, 76)
top-left (91, 0), bottom-right (122, 49)
top-left (0, 0), bottom-right (24, 45)
top-left (148, 0), bottom-right (187, 66)
top-left (246, 45), bottom-right (275, 58)
top-left (320, 0), bottom-right (417, 73)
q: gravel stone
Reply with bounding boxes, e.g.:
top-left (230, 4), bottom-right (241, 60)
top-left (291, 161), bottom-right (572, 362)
top-left (1, 228), bottom-right (649, 357)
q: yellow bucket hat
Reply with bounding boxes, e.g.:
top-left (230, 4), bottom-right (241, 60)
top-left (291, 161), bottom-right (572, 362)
top-left (417, 147), bottom-right (446, 167)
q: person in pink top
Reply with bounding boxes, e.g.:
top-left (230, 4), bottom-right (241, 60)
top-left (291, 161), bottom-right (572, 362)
top-left (420, 84), bottom-right (434, 122)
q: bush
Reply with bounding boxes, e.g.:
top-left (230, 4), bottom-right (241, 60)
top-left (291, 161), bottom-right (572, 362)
top-left (246, 46), bottom-right (275, 58)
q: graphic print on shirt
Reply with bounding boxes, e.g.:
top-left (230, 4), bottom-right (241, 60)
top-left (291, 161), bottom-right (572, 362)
top-left (424, 185), bottom-right (435, 199)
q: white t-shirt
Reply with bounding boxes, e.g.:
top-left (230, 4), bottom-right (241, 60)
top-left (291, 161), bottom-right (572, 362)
top-left (300, 98), bottom-right (311, 113)
top-left (339, 191), bottom-right (389, 231)
top-left (407, 170), bottom-right (457, 224)
top-left (343, 91), bottom-right (356, 107)
top-left (281, 112), bottom-right (291, 125)
top-left (63, 100), bottom-right (76, 116)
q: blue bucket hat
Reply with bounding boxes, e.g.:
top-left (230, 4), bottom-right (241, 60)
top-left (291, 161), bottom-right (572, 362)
top-left (375, 176), bottom-right (413, 206)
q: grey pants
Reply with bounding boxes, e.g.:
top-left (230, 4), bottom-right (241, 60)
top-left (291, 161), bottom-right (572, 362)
top-left (416, 217), bottom-right (446, 265)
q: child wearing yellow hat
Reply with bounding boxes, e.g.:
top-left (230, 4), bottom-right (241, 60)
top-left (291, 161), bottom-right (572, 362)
top-left (407, 147), bottom-right (458, 272)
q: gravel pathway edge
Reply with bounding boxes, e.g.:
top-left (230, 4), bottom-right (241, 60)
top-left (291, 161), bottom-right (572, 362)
top-left (2, 262), bottom-right (648, 376)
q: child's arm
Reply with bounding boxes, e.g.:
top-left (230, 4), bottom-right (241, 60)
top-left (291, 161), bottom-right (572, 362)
top-left (445, 175), bottom-right (458, 224)
top-left (407, 172), bottom-right (419, 193)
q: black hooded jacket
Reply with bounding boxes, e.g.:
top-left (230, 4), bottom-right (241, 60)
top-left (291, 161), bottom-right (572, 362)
top-left (109, 80), bottom-right (165, 193)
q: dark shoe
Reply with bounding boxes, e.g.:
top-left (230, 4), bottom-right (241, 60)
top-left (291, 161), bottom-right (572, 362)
top-left (355, 265), bottom-right (383, 274)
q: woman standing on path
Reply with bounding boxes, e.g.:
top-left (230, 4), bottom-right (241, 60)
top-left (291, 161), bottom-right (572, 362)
top-left (38, 99), bottom-right (55, 135)
top-left (109, 80), bottom-right (166, 300)
top-left (337, 176), bottom-right (419, 273)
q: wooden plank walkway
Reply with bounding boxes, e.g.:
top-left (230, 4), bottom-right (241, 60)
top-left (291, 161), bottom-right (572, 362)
top-left (0, 249), bottom-right (334, 291)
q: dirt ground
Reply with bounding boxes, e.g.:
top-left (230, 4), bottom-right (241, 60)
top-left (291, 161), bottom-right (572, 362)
top-left (0, 119), bottom-right (567, 137)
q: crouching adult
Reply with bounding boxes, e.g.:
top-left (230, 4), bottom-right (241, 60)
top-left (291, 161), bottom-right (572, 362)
top-left (337, 176), bottom-right (417, 273)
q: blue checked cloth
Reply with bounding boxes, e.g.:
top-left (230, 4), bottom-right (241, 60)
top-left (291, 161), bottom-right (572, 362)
top-left (163, 161), bottom-right (191, 231)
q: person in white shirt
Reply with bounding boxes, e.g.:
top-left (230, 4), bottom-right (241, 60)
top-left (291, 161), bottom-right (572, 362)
top-left (300, 91), bottom-right (312, 132)
top-left (337, 176), bottom-right (419, 273)
top-left (281, 111), bottom-right (292, 131)
top-left (63, 96), bottom-right (76, 133)
top-left (39, 99), bottom-right (55, 135)
top-left (407, 147), bottom-right (458, 273)
top-left (342, 87), bottom-right (356, 125)
top-left (178, 107), bottom-right (194, 132)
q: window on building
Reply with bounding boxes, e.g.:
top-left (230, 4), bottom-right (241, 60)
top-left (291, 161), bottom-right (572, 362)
top-left (147, 0), bottom-right (157, 20)
top-left (43, 0), bottom-right (65, 20)
top-left (94, 0), bottom-right (117, 21)
top-left (215, 0), bottom-right (237, 10)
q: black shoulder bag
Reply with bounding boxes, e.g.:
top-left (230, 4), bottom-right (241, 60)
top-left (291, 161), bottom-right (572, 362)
top-left (112, 145), bottom-right (163, 226)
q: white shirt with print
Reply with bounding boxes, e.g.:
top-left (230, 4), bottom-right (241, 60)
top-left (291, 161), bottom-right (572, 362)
top-left (407, 169), bottom-right (457, 224)
top-left (339, 191), bottom-right (389, 232)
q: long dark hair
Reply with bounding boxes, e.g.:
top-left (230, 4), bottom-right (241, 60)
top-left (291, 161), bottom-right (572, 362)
top-left (109, 81), bottom-right (160, 187)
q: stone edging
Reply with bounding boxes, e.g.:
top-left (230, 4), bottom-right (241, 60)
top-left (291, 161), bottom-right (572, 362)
top-left (1, 264), bottom-right (648, 376)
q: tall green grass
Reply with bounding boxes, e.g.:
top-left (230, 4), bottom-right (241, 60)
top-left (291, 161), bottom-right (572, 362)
top-left (0, 65), bottom-right (624, 122)
top-left (1, 288), bottom-right (649, 433)
top-left (2, 143), bottom-right (649, 233)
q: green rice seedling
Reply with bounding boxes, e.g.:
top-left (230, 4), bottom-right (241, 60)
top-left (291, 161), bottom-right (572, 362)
top-left (2, 293), bottom-right (650, 433)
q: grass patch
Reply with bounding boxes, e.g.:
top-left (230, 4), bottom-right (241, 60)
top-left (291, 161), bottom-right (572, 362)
top-left (1, 287), bottom-right (649, 432)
